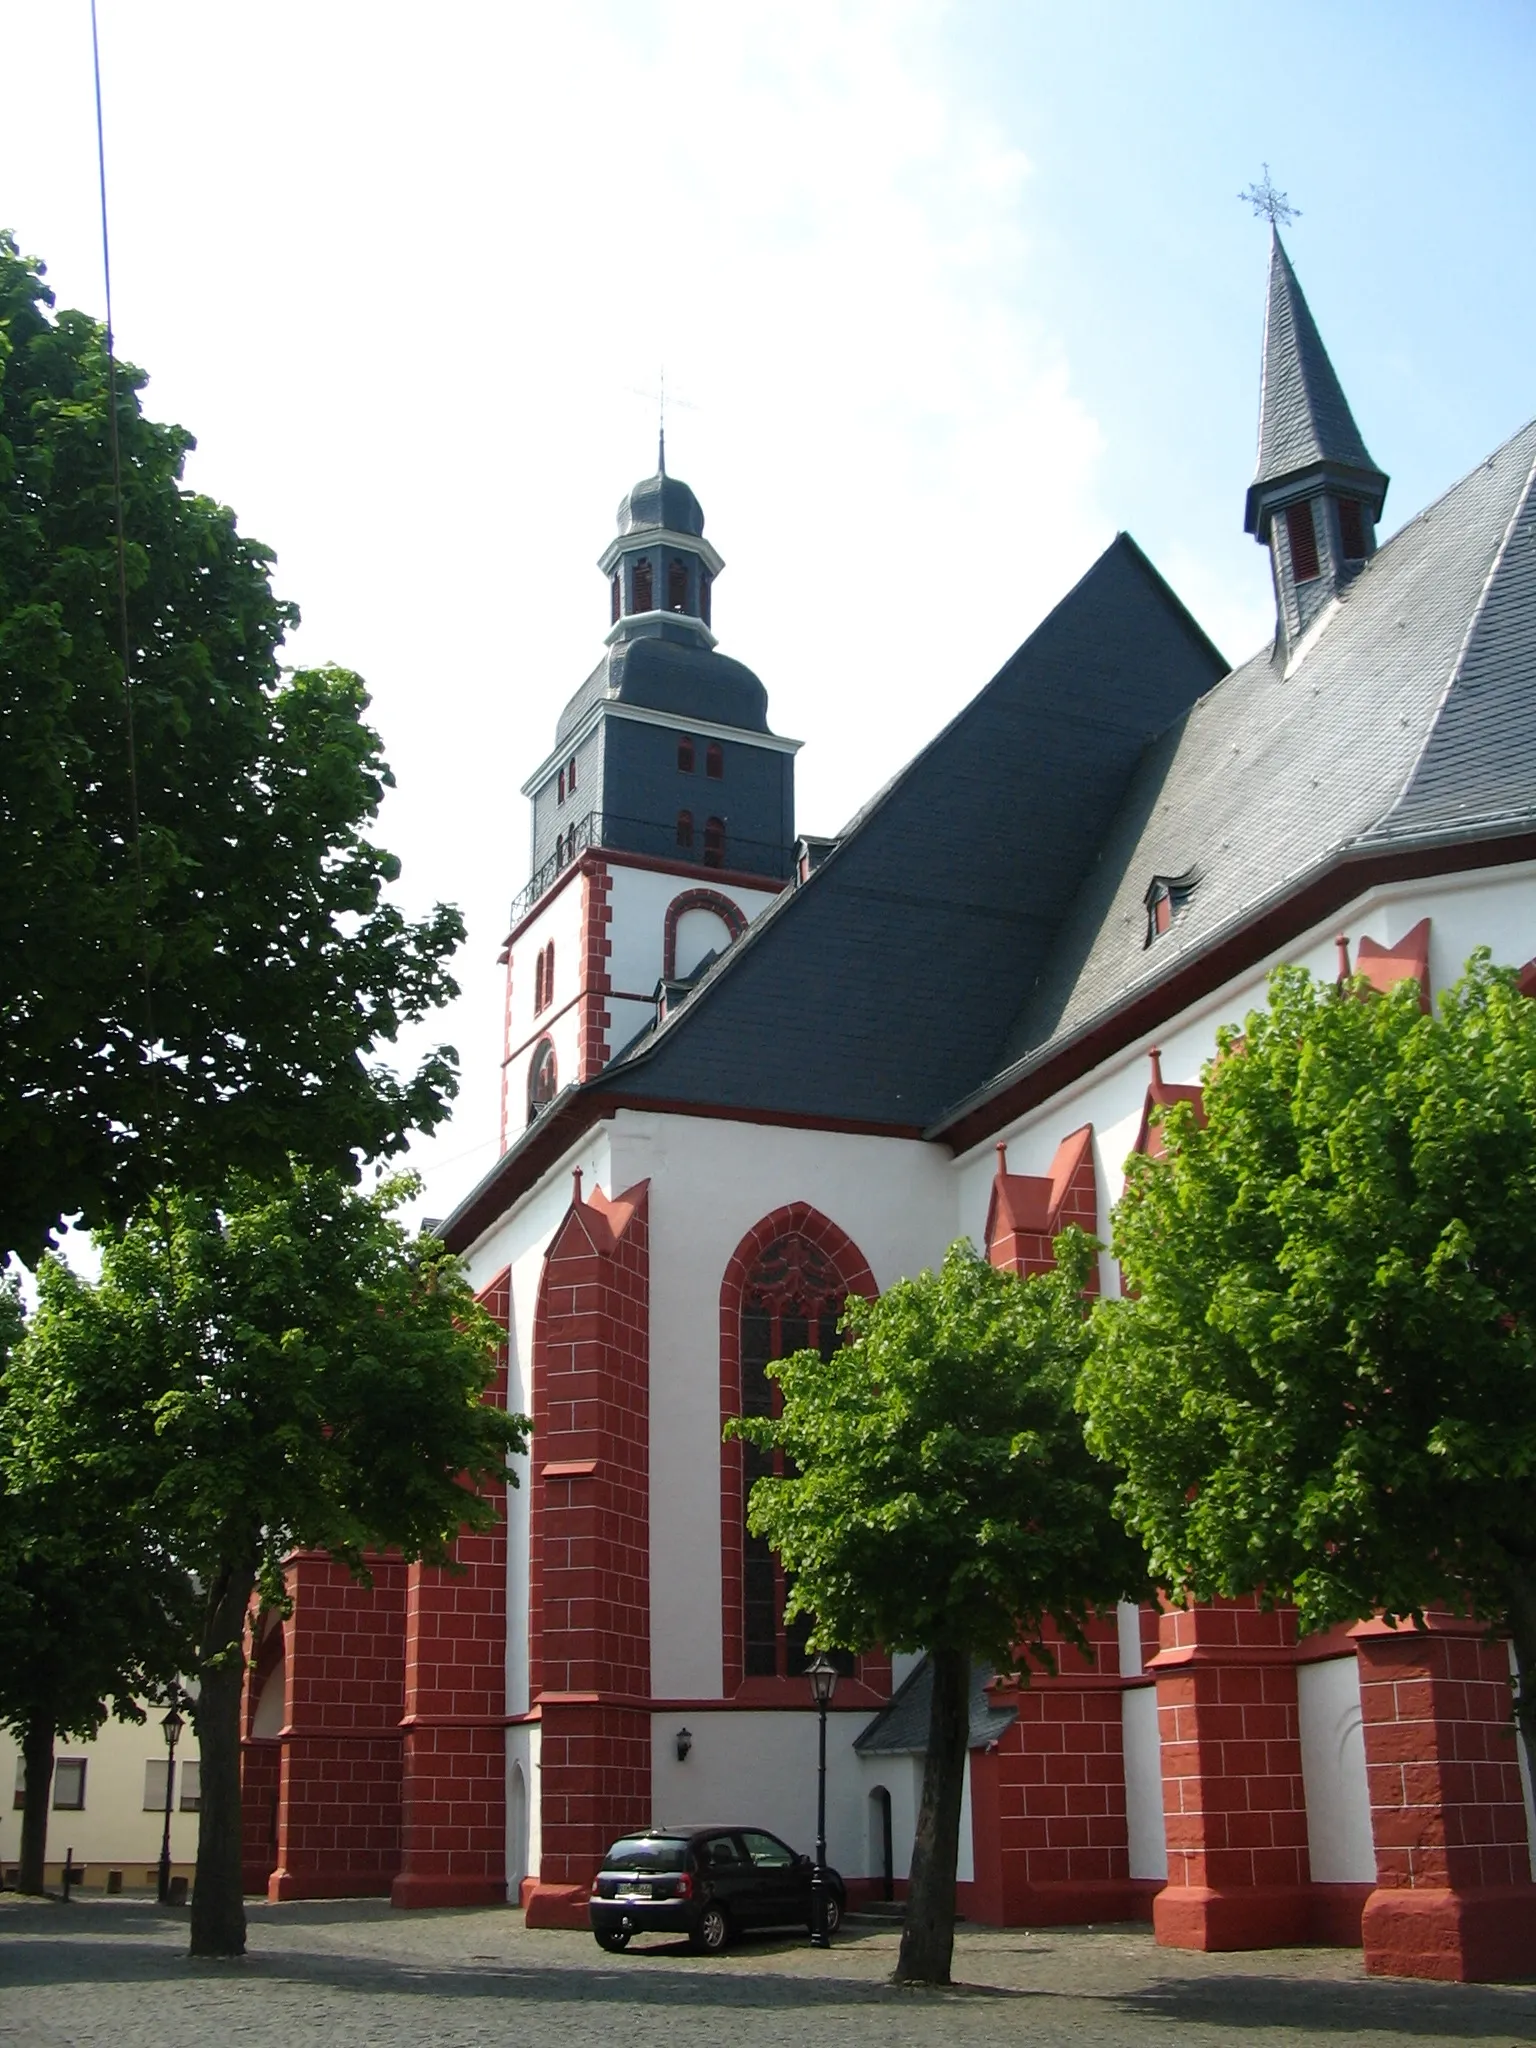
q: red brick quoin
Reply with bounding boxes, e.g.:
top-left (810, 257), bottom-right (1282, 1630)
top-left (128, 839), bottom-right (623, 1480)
top-left (1355, 1613), bottom-right (1536, 1981)
top-left (523, 1174), bottom-right (653, 1930)
top-left (391, 1264), bottom-right (513, 1909)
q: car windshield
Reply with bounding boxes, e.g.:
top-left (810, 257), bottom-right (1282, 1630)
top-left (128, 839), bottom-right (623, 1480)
top-left (604, 1838), bottom-right (688, 1872)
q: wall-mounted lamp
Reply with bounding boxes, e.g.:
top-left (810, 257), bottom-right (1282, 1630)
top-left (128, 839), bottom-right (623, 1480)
top-left (674, 1726), bottom-right (693, 1763)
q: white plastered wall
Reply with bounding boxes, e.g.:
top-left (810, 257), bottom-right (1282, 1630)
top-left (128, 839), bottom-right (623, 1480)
top-left (1297, 1656), bottom-right (1376, 1885)
top-left (954, 862), bottom-right (1536, 1272)
top-left (602, 1109), bottom-right (959, 1701)
top-left (605, 863), bottom-right (780, 1000)
top-left (650, 1713), bottom-right (948, 1882)
top-left (503, 870), bottom-right (589, 1133)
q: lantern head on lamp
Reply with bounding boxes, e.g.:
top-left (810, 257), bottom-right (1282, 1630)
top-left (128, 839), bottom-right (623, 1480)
top-left (674, 1726), bottom-right (693, 1763)
top-left (806, 1653), bottom-right (839, 1708)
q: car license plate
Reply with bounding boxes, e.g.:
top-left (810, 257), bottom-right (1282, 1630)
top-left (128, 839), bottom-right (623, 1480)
top-left (624, 1882), bottom-right (652, 1899)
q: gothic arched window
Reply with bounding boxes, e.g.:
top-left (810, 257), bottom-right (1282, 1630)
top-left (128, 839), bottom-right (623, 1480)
top-left (527, 1037), bottom-right (557, 1123)
top-left (737, 1232), bottom-right (858, 1681)
top-left (631, 557), bottom-right (653, 612)
top-left (668, 557), bottom-right (690, 612)
top-left (703, 816), bottom-right (725, 867)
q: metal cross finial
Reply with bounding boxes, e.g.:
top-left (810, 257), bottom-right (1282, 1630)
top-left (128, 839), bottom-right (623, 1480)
top-left (1239, 164), bottom-right (1300, 228)
top-left (658, 366), bottom-right (666, 474)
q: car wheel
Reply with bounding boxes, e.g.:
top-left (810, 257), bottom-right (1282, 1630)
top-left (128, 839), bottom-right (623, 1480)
top-left (593, 1927), bottom-right (631, 1953)
top-left (690, 1903), bottom-right (731, 1955)
top-left (822, 1892), bottom-right (843, 1937)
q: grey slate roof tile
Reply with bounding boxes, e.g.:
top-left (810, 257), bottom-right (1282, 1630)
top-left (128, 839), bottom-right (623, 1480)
top-left (983, 416), bottom-right (1536, 1097)
top-left (853, 1656), bottom-right (1018, 1756)
top-left (1253, 233), bottom-right (1380, 490)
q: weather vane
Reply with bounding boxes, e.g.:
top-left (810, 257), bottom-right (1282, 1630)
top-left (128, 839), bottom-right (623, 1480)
top-left (1239, 164), bottom-right (1300, 228)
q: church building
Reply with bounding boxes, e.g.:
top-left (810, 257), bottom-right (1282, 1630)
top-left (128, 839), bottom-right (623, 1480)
top-left (242, 234), bottom-right (1536, 1982)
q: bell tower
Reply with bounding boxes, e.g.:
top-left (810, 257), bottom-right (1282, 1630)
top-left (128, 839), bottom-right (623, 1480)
top-left (497, 453), bottom-right (800, 1147)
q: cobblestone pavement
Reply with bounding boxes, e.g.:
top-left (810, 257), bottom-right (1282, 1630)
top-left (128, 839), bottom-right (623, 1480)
top-left (2, 1896), bottom-right (1535, 2048)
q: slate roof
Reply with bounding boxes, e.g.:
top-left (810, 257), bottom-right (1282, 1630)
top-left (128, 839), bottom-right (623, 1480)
top-left (853, 1657), bottom-right (1018, 1755)
top-left (441, 391), bottom-right (1536, 1253)
top-left (593, 536), bottom-right (1227, 1129)
top-left (554, 633), bottom-right (772, 744)
top-left (618, 469), bottom-right (705, 538)
top-left (1247, 233), bottom-right (1386, 530)
top-left (965, 414), bottom-right (1536, 1118)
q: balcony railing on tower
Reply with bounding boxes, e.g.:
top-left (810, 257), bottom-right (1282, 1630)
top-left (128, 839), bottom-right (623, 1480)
top-left (509, 809), bottom-right (794, 927)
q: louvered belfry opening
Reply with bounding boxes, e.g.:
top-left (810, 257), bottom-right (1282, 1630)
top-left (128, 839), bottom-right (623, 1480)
top-left (1285, 500), bottom-right (1321, 583)
top-left (739, 1235), bottom-right (855, 1680)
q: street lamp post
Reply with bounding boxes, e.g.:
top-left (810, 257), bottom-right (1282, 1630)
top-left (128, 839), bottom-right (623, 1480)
top-left (157, 1702), bottom-right (184, 1905)
top-left (806, 1653), bottom-right (839, 1948)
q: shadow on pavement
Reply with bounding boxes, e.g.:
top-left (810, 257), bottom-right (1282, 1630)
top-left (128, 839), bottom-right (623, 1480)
top-left (1119, 1974), bottom-right (1536, 2040)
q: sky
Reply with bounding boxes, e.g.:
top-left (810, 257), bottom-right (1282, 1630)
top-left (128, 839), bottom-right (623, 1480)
top-left (4, 0), bottom-right (1535, 1232)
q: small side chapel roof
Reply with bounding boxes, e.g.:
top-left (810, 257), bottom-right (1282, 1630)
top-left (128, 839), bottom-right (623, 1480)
top-left (853, 1657), bottom-right (1018, 1756)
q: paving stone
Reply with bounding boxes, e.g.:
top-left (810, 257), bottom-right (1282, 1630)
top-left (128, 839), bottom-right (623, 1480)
top-left (1, 1896), bottom-right (1534, 2046)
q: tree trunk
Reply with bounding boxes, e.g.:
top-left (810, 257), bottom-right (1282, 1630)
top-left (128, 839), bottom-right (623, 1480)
top-left (188, 1554), bottom-right (256, 1958)
top-left (894, 1645), bottom-right (971, 1986)
top-left (17, 1716), bottom-right (55, 1895)
top-left (1506, 1564), bottom-right (1536, 1761)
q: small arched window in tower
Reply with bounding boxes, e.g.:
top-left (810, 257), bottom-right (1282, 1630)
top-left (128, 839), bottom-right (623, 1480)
top-left (668, 557), bottom-right (690, 612)
top-left (565, 824), bottom-right (576, 863)
top-left (533, 949), bottom-right (545, 1014)
top-left (699, 569), bottom-right (712, 627)
top-left (1284, 501), bottom-right (1320, 583)
top-left (567, 753), bottom-right (577, 794)
top-left (543, 940), bottom-right (554, 1008)
top-left (631, 556), bottom-right (653, 613)
top-left (557, 767), bottom-right (565, 805)
top-left (706, 743), bottom-right (723, 780)
top-left (1337, 497), bottom-right (1367, 562)
top-left (610, 573), bottom-right (621, 625)
top-left (676, 809), bottom-right (694, 851)
top-left (677, 737), bottom-right (695, 774)
top-left (704, 816), bottom-right (725, 868)
top-left (527, 1038), bottom-right (557, 1123)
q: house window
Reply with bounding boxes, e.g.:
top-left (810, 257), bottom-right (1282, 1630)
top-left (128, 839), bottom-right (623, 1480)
top-left (53, 1759), bottom-right (87, 1810)
top-left (143, 1759), bottom-right (172, 1812)
top-left (706, 743), bottom-right (723, 780)
top-left (12, 1760), bottom-right (24, 1810)
top-left (610, 573), bottom-right (621, 624)
top-left (703, 816), bottom-right (725, 868)
top-left (527, 1038), bottom-right (557, 1123)
top-left (700, 569), bottom-right (712, 626)
top-left (677, 809), bottom-right (694, 850)
top-left (668, 557), bottom-right (690, 612)
top-left (179, 1760), bottom-right (201, 1813)
top-left (1285, 500), bottom-right (1320, 582)
top-left (557, 768), bottom-right (565, 805)
top-left (631, 557), bottom-right (653, 612)
top-left (677, 737), bottom-right (695, 773)
top-left (739, 1235), bottom-right (858, 1681)
top-left (1338, 497), bottom-right (1367, 561)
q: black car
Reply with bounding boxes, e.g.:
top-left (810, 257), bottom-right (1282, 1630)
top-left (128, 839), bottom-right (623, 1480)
top-left (589, 1826), bottom-right (846, 1953)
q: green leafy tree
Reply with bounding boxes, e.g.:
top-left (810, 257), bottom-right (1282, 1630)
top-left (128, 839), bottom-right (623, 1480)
top-left (1081, 951), bottom-right (1536, 1756)
top-left (0, 231), bottom-right (462, 1263)
top-left (0, 1389), bottom-right (192, 1893)
top-left (8, 1168), bottom-right (529, 1956)
top-left (728, 1238), bottom-right (1144, 1985)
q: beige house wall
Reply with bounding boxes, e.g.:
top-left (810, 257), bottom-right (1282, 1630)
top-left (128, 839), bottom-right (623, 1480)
top-left (0, 1709), bottom-right (201, 1890)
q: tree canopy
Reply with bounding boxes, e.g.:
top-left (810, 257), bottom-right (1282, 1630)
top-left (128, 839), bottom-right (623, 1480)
top-left (729, 1237), bottom-right (1143, 1984)
top-left (7, 1167), bottom-right (529, 1955)
top-left (0, 231), bottom-right (461, 1262)
top-left (1080, 951), bottom-right (1536, 1749)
